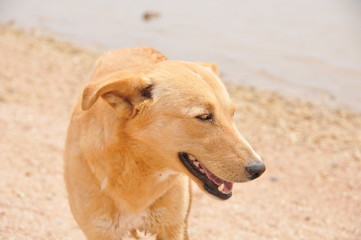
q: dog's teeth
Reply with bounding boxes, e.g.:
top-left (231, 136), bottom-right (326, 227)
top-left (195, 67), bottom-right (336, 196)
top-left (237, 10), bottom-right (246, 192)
top-left (188, 155), bottom-right (196, 161)
top-left (218, 183), bottom-right (225, 192)
top-left (193, 161), bottom-right (200, 168)
top-left (199, 168), bottom-right (205, 174)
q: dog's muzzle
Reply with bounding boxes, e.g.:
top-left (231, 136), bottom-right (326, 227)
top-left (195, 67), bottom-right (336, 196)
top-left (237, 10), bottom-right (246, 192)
top-left (178, 152), bottom-right (233, 200)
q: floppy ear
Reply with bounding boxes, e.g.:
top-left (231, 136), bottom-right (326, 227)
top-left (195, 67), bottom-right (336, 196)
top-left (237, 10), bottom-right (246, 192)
top-left (197, 62), bottom-right (219, 75)
top-left (81, 71), bottom-right (153, 114)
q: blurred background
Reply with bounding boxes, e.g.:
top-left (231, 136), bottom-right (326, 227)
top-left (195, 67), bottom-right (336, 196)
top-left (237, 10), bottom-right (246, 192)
top-left (0, 1), bottom-right (361, 240)
top-left (1, 0), bottom-right (360, 111)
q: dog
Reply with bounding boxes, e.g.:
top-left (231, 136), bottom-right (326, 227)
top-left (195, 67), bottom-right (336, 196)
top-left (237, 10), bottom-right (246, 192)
top-left (64, 47), bottom-right (265, 240)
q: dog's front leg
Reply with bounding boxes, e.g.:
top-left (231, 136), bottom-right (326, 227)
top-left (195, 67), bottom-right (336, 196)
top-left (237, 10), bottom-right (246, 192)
top-left (149, 175), bottom-right (191, 240)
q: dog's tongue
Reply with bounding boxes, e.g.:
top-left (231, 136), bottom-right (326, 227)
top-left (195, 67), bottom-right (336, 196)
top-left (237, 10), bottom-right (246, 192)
top-left (200, 163), bottom-right (233, 193)
top-left (224, 182), bottom-right (233, 192)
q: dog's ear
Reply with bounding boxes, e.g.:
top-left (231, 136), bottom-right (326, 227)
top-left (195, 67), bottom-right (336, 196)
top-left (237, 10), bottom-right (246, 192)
top-left (197, 62), bottom-right (219, 75)
top-left (81, 71), bottom-right (153, 114)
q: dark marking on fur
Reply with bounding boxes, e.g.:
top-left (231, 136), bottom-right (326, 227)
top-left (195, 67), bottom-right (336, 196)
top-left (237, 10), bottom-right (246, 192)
top-left (141, 84), bottom-right (154, 99)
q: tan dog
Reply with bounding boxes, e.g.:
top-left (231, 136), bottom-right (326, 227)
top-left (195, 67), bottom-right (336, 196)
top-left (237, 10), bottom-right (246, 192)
top-left (64, 47), bottom-right (265, 240)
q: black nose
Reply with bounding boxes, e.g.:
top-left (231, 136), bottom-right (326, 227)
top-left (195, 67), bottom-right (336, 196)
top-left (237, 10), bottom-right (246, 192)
top-left (246, 162), bottom-right (266, 180)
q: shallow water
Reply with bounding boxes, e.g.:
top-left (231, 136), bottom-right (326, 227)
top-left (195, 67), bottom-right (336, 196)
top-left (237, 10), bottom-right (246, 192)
top-left (1, 0), bottom-right (360, 111)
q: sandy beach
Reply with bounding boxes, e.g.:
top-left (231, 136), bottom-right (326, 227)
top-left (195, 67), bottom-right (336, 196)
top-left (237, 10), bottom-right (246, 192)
top-left (0, 25), bottom-right (360, 240)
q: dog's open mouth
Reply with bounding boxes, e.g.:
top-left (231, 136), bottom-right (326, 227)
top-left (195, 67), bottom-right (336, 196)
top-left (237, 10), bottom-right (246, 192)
top-left (178, 152), bottom-right (233, 200)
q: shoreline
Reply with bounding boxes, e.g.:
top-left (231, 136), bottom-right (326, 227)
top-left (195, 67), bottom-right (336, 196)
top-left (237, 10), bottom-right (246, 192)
top-left (2, 0), bottom-right (360, 113)
top-left (5, 22), bottom-right (361, 114)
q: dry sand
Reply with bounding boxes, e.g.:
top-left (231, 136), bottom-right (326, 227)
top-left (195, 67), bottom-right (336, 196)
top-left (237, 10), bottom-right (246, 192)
top-left (0, 25), bottom-right (360, 240)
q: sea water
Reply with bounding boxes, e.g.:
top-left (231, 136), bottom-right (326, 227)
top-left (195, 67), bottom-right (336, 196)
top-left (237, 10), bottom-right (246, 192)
top-left (1, 0), bottom-right (360, 111)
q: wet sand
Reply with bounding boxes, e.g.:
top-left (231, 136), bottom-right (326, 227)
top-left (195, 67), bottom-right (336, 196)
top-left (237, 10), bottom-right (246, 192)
top-left (0, 25), bottom-right (360, 240)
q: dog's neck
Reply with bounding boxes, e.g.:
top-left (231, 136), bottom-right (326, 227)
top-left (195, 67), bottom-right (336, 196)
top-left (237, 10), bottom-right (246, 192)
top-left (78, 105), bottom-right (179, 214)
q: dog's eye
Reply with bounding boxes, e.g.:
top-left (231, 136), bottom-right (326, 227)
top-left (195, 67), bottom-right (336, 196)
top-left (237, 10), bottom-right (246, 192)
top-left (195, 114), bottom-right (213, 121)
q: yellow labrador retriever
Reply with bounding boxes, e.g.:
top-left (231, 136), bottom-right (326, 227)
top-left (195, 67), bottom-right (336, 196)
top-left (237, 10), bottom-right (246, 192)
top-left (64, 47), bottom-right (265, 240)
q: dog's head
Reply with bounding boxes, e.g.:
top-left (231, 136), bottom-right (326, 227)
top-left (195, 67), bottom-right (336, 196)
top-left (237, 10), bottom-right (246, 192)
top-left (81, 60), bottom-right (265, 200)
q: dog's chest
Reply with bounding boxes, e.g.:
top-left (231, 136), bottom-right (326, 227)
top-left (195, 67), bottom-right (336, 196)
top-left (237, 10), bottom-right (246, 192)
top-left (94, 209), bottom-right (164, 238)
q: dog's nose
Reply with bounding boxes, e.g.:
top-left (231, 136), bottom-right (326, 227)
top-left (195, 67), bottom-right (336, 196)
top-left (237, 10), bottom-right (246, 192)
top-left (246, 161), bottom-right (266, 180)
